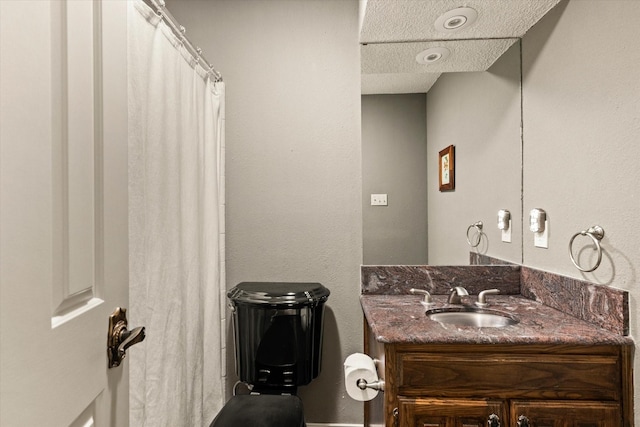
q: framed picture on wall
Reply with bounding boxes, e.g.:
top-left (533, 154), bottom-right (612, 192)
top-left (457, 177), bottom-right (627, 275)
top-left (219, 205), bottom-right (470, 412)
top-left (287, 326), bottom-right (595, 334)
top-left (438, 145), bottom-right (455, 191)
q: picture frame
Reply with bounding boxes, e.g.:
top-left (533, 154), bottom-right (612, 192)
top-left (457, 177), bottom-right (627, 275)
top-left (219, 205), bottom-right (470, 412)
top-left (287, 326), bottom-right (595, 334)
top-left (438, 145), bottom-right (455, 191)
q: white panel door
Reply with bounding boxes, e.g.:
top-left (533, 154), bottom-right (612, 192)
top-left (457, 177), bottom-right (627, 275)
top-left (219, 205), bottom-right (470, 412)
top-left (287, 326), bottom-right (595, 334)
top-left (0, 1), bottom-right (131, 426)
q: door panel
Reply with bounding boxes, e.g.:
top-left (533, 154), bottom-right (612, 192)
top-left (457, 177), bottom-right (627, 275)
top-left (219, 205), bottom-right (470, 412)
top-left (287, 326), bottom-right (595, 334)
top-left (0, 1), bottom-right (129, 425)
top-left (51, 0), bottom-right (98, 306)
top-left (70, 400), bottom-right (98, 427)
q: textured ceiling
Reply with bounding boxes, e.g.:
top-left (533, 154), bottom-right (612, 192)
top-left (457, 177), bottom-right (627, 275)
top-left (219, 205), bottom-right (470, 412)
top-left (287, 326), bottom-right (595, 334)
top-left (362, 38), bottom-right (518, 74)
top-left (362, 73), bottom-right (441, 95)
top-left (360, 0), bottom-right (561, 94)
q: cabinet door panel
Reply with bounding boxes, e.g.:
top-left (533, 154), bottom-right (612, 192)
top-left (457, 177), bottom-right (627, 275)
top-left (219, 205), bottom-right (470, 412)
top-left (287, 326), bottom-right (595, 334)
top-left (398, 352), bottom-right (620, 400)
top-left (510, 400), bottom-right (621, 427)
top-left (399, 397), bottom-right (506, 427)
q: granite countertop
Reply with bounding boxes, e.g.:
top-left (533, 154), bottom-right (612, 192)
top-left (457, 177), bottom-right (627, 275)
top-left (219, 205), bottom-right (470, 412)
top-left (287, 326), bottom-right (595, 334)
top-left (361, 294), bottom-right (633, 346)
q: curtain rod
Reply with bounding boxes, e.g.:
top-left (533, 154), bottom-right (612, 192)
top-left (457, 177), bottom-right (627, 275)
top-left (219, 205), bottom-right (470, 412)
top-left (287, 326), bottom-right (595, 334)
top-left (146, 0), bottom-right (223, 82)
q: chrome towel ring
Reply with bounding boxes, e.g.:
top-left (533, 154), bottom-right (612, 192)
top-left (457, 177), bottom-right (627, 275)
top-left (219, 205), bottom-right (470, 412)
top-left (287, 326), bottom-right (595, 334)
top-left (568, 225), bottom-right (605, 272)
top-left (466, 221), bottom-right (483, 248)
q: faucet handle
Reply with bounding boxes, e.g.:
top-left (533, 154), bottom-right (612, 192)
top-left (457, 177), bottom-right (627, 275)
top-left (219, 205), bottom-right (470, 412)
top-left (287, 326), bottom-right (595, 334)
top-left (475, 288), bottom-right (500, 308)
top-left (447, 286), bottom-right (469, 304)
top-left (409, 288), bottom-right (434, 307)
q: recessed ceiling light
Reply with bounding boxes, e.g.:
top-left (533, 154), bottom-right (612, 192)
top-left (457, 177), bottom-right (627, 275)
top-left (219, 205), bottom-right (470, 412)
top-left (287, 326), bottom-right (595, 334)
top-left (415, 47), bottom-right (450, 65)
top-left (444, 15), bottom-right (467, 29)
top-left (435, 7), bottom-right (478, 33)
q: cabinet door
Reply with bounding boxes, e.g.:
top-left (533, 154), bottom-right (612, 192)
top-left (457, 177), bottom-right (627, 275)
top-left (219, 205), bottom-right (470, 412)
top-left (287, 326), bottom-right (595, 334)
top-left (510, 400), bottom-right (621, 427)
top-left (398, 397), bottom-right (506, 427)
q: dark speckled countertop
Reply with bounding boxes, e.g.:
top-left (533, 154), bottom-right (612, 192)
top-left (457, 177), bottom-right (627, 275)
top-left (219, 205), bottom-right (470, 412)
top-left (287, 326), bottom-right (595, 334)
top-left (361, 294), bottom-right (633, 346)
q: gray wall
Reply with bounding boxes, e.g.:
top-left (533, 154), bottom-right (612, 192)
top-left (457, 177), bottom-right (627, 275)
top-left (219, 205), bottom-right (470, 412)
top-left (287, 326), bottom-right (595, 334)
top-left (362, 94), bottom-right (427, 265)
top-left (169, 0), bottom-right (363, 424)
top-left (521, 0), bottom-right (640, 415)
top-left (427, 42), bottom-right (523, 265)
top-left (427, 0), bottom-right (640, 419)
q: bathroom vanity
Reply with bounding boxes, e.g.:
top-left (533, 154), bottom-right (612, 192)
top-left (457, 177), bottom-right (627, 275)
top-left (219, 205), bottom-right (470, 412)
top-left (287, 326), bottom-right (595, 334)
top-left (360, 266), bottom-right (633, 427)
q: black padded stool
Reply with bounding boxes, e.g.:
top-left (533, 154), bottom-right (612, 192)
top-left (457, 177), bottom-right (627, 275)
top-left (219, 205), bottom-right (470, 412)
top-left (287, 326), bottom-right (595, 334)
top-left (209, 394), bottom-right (305, 427)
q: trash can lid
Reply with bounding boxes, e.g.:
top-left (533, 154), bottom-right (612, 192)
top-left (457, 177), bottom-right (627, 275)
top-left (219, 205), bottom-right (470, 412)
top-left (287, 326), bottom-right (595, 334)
top-left (228, 282), bottom-right (330, 306)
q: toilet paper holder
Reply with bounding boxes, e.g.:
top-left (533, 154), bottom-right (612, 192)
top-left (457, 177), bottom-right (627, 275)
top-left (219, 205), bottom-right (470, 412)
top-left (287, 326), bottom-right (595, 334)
top-left (344, 353), bottom-right (384, 400)
top-left (356, 378), bottom-right (385, 392)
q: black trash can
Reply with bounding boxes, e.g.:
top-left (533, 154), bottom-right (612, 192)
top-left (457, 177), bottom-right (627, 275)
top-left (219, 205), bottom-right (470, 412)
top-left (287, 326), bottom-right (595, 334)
top-left (227, 282), bottom-right (330, 393)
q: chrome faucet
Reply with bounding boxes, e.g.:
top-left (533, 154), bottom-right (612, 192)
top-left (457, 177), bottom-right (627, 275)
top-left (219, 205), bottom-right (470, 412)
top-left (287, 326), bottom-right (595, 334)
top-left (448, 286), bottom-right (469, 304)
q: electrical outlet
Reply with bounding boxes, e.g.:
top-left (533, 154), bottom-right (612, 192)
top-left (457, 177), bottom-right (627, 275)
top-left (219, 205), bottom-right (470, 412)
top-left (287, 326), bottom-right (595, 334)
top-left (370, 194), bottom-right (388, 206)
top-left (534, 220), bottom-right (549, 248)
top-left (501, 220), bottom-right (512, 243)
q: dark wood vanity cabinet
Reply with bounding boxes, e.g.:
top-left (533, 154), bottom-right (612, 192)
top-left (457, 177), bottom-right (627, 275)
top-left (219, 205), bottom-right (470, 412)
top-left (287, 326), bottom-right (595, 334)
top-left (364, 328), bottom-right (634, 427)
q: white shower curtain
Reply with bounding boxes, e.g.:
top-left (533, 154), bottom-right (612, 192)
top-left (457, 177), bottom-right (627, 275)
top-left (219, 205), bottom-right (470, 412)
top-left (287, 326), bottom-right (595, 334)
top-left (127, 1), bottom-right (225, 426)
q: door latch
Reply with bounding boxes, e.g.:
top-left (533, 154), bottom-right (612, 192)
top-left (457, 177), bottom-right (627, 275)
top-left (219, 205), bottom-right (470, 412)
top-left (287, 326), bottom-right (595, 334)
top-left (108, 307), bottom-right (146, 368)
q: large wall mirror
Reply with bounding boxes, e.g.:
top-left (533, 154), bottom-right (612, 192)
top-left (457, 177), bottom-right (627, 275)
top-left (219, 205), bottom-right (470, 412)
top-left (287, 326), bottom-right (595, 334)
top-left (362, 41), bottom-right (523, 266)
top-left (359, 0), bottom-right (562, 266)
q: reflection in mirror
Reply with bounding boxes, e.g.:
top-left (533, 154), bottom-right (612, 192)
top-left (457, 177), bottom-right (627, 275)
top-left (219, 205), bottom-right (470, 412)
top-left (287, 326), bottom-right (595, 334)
top-left (362, 91), bottom-right (427, 265)
top-left (362, 41), bottom-right (523, 266)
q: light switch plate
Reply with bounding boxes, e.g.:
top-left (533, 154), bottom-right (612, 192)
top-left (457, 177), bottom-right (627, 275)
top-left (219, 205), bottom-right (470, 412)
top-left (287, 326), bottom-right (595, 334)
top-left (370, 194), bottom-right (388, 206)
